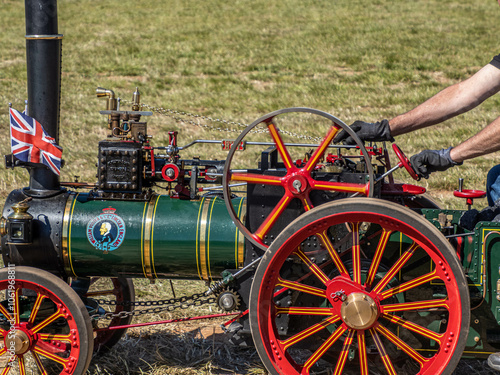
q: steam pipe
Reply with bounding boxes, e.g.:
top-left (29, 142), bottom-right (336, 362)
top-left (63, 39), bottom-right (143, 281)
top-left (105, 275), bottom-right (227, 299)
top-left (25, 0), bottom-right (63, 195)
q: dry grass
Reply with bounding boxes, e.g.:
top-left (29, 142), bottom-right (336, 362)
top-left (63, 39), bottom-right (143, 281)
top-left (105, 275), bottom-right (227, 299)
top-left (1, 0), bottom-right (500, 373)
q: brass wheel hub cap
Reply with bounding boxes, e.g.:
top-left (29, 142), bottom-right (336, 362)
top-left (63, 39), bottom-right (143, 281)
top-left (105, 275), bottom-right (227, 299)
top-left (340, 293), bottom-right (378, 330)
top-left (5, 330), bottom-right (30, 355)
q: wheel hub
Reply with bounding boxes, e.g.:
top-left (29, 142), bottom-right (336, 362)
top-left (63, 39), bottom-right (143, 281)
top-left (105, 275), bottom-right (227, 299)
top-left (340, 292), bottom-right (378, 330)
top-left (287, 174), bottom-right (308, 195)
top-left (4, 329), bottom-right (31, 355)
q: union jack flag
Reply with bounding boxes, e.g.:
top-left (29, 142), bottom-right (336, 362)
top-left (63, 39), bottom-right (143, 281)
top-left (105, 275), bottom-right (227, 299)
top-left (9, 107), bottom-right (63, 175)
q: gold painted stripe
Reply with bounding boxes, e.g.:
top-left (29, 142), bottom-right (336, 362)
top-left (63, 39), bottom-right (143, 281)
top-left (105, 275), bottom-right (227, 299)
top-left (235, 198), bottom-right (246, 268)
top-left (143, 194), bottom-right (159, 279)
top-left (314, 183), bottom-right (367, 193)
top-left (61, 193), bottom-right (78, 278)
top-left (195, 197), bottom-right (205, 280)
top-left (140, 201), bottom-right (148, 278)
top-left (206, 198), bottom-right (217, 281)
top-left (199, 197), bottom-right (211, 281)
top-left (268, 124), bottom-right (293, 170)
top-left (151, 195), bottom-right (162, 278)
top-left (275, 307), bottom-right (334, 315)
top-left (255, 195), bottom-right (291, 239)
top-left (62, 193), bottom-right (80, 277)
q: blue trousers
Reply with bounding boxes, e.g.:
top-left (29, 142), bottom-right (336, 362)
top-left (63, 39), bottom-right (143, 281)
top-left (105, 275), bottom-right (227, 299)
top-left (487, 164), bottom-right (500, 206)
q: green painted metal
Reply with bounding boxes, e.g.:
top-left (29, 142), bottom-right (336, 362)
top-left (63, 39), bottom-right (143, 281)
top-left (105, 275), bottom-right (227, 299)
top-left (65, 193), bottom-right (245, 280)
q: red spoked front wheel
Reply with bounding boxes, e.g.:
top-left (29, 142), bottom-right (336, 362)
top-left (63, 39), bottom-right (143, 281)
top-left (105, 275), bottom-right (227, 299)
top-left (0, 267), bottom-right (93, 374)
top-left (250, 198), bottom-right (469, 375)
top-left (223, 108), bottom-right (375, 250)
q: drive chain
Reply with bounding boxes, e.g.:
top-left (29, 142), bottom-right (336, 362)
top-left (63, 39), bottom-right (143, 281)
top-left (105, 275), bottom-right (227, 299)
top-left (90, 291), bottom-right (216, 321)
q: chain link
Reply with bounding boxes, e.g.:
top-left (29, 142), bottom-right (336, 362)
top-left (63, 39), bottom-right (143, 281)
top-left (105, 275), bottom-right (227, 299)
top-left (90, 291), bottom-right (216, 321)
top-left (120, 99), bottom-right (322, 142)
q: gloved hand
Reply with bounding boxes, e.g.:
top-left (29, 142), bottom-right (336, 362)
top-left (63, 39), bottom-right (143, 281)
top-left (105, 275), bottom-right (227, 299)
top-left (334, 119), bottom-right (394, 145)
top-left (409, 147), bottom-right (462, 179)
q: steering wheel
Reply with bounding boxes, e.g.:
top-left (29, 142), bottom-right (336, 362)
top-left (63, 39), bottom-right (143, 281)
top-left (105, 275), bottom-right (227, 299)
top-left (392, 143), bottom-right (419, 181)
top-left (223, 107), bottom-right (375, 250)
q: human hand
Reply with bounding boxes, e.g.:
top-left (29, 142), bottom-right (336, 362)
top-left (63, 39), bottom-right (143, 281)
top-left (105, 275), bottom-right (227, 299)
top-left (409, 147), bottom-right (462, 179)
top-left (334, 119), bottom-right (394, 145)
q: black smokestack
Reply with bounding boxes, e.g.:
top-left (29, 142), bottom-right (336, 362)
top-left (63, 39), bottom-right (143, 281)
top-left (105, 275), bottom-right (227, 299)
top-left (25, 0), bottom-right (62, 195)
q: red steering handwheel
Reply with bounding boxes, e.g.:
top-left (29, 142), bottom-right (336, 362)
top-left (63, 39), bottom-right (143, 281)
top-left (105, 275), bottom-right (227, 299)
top-left (392, 143), bottom-right (419, 181)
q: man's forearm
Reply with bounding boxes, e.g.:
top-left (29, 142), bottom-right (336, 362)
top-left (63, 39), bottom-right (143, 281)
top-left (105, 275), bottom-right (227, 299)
top-left (389, 64), bottom-right (500, 136)
top-left (450, 115), bottom-right (500, 163)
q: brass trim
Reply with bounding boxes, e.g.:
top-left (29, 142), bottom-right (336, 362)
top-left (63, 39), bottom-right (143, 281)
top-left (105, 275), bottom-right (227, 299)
top-left (206, 198), bottom-right (217, 282)
top-left (235, 198), bottom-right (246, 268)
top-left (62, 193), bottom-right (77, 277)
top-left (142, 194), bottom-right (159, 280)
top-left (151, 195), bottom-right (161, 278)
top-left (25, 34), bottom-right (64, 40)
top-left (195, 197), bottom-right (205, 280)
top-left (198, 197), bottom-right (212, 281)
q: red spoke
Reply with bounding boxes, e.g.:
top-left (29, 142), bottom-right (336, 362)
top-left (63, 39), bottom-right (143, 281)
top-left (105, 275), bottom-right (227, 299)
top-left (275, 307), bottom-right (335, 316)
top-left (267, 122), bottom-right (296, 171)
top-left (310, 179), bottom-right (369, 195)
top-left (304, 125), bottom-right (341, 173)
top-left (303, 324), bottom-right (347, 372)
top-left (229, 171), bottom-right (282, 185)
top-left (28, 293), bottom-right (47, 325)
top-left (18, 355), bottom-right (26, 375)
top-left (333, 329), bottom-right (355, 375)
top-left (36, 338), bottom-right (70, 355)
top-left (13, 288), bottom-right (20, 325)
top-left (376, 324), bottom-right (429, 366)
top-left (351, 222), bottom-right (361, 284)
top-left (32, 308), bottom-right (64, 334)
top-left (382, 298), bottom-right (449, 313)
top-left (382, 313), bottom-right (443, 344)
top-left (0, 303), bottom-right (12, 322)
top-left (279, 315), bottom-right (340, 350)
top-left (370, 327), bottom-right (397, 375)
top-left (276, 276), bottom-right (326, 298)
top-left (300, 194), bottom-right (314, 212)
top-left (379, 270), bottom-right (439, 300)
top-left (365, 229), bottom-right (392, 289)
top-left (33, 352), bottom-right (49, 375)
top-left (294, 248), bottom-right (330, 285)
top-left (33, 345), bottom-right (69, 366)
top-left (372, 242), bottom-right (419, 294)
top-left (0, 362), bottom-right (12, 375)
top-left (358, 331), bottom-right (369, 375)
top-left (254, 195), bottom-right (292, 240)
top-left (316, 230), bottom-right (348, 276)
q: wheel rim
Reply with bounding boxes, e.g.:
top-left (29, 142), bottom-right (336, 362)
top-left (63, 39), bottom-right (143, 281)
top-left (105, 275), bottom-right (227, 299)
top-left (0, 278), bottom-right (85, 374)
top-left (84, 277), bottom-right (134, 354)
top-left (223, 107), bottom-right (374, 250)
top-left (250, 199), bottom-right (468, 375)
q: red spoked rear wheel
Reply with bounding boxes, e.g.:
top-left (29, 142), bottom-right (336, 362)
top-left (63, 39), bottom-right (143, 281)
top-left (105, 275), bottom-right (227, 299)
top-left (250, 198), bottom-right (469, 375)
top-left (0, 266), bottom-right (93, 375)
top-left (223, 108), bottom-right (374, 250)
top-left (85, 277), bottom-right (135, 354)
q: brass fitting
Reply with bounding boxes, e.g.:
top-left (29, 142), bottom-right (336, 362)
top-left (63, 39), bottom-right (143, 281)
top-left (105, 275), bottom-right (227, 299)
top-left (96, 87), bottom-right (118, 110)
top-left (0, 217), bottom-right (7, 237)
top-left (132, 87), bottom-right (141, 111)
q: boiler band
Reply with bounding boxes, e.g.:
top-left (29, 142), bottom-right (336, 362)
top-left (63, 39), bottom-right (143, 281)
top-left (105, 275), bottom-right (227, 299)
top-left (62, 193), bottom-right (246, 281)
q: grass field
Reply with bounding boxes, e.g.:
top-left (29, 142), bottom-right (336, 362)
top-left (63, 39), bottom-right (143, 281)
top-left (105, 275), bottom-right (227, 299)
top-left (2, 0), bottom-right (500, 373)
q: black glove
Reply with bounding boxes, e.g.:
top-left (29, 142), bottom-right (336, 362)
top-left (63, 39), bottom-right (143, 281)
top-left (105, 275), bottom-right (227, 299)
top-left (334, 119), bottom-right (394, 145)
top-left (409, 147), bottom-right (462, 179)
